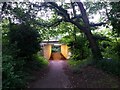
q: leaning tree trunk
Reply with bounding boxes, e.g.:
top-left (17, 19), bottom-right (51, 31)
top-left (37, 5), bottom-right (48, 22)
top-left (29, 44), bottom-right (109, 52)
top-left (84, 29), bottom-right (103, 60)
top-left (72, 23), bottom-right (103, 60)
top-left (76, 2), bottom-right (103, 60)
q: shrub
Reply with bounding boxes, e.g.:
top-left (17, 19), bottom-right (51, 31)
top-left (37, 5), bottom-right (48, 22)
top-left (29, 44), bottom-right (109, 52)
top-left (32, 54), bottom-right (48, 68)
top-left (2, 46), bottom-right (48, 89)
top-left (112, 39), bottom-right (120, 57)
top-left (96, 57), bottom-right (120, 76)
top-left (100, 38), bottom-right (120, 59)
top-left (60, 35), bottom-right (90, 60)
top-left (8, 23), bottom-right (41, 58)
top-left (68, 57), bottom-right (94, 73)
top-left (2, 55), bottom-right (26, 89)
top-left (24, 54), bottom-right (48, 71)
top-left (2, 19), bottom-right (46, 89)
top-left (69, 36), bottom-right (90, 60)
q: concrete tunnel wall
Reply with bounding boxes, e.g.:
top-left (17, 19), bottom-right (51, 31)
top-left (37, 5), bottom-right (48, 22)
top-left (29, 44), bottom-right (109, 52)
top-left (43, 44), bottom-right (69, 60)
top-left (43, 44), bottom-right (52, 60)
top-left (61, 44), bottom-right (69, 59)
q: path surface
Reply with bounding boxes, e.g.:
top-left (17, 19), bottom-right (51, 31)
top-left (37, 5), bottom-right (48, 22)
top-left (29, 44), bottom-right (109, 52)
top-left (30, 60), bottom-right (71, 88)
top-left (29, 60), bottom-right (119, 88)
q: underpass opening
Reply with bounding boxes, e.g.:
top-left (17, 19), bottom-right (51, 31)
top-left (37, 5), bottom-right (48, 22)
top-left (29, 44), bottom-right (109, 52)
top-left (41, 40), bottom-right (70, 60)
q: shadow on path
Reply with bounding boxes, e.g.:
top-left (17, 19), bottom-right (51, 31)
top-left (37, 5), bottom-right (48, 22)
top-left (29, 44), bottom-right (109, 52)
top-left (30, 60), bottom-right (71, 88)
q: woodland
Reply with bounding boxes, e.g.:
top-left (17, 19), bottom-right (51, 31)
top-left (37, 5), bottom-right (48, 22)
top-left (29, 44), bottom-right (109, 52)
top-left (1, 1), bottom-right (120, 89)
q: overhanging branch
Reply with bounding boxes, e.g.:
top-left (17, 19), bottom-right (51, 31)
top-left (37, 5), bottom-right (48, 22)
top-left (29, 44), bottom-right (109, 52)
top-left (48, 2), bottom-right (71, 21)
top-left (90, 22), bottom-right (106, 27)
top-left (71, 15), bottom-right (82, 20)
top-left (33, 19), bottom-right (63, 27)
top-left (69, 20), bottom-right (86, 32)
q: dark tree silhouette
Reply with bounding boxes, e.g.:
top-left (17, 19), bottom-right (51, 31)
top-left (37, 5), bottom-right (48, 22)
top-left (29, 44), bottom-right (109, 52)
top-left (1, 1), bottom-right (107, 60)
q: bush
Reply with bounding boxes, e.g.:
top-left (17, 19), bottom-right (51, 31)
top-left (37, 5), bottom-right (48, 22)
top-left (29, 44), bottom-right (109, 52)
top-left (112, 39), bottom-right (120, 57)
top-left (2, 43), bottom-right (27, 89)
top-left (8, 23), bottom-right (41, 58)
top-left (32, 54), bottom-right (48, 68)
top-left (60, 35), bottom-right (90, 60)
top-left (2, 55), bottom-right (26, 89)
top-left (2, 47), bottom-right (48, 89)
top-left (100, 38), bottom-right (120, 59)
top-left (68, 57), bottom-right (94, 73)
top-left (96, 57), bottom-right (120, 76)
top-left (24, 54), bottom-right (48, 71)
top-left (2, 19), bottom-right (47, 89)
top-left (69, 55), bottom-right (120, 77)
top-left (69, 35), bottom-right (90, 60)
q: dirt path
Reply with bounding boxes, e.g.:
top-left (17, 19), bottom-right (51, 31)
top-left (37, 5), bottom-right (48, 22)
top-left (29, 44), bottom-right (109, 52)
top-left (64, 65), bottom-right (120, 88)
top-left (28, 60), bottom-right (119, 88)
top-left (30, 60), bottom-right (72, 88)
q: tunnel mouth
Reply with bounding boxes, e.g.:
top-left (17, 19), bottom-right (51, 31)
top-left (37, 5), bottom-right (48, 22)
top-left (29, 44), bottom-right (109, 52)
top-left (49, 44), bottom-right (67, 60)
top-left (49, 52), bottom-right (67, 60)
top-left (41, 41), bottom-right (69, 60)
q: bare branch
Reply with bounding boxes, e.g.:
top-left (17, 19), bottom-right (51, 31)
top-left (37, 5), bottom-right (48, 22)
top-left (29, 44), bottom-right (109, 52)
top-left (69, 20), bottom-right (86, 32)
top-left (71, 15), bottom-right (82, 20)
top-left (77, 2), bottom-right (90, 27)
top-left (94, 35), bottom-right (108, 41)
top-left (90, 22), bottom-right (106, 27)
top-left (2, 2), bottom-right (7, 11)
top-left (33, 19), bottom-right (63, 27)
top-left (48, 2), bottom-right (71, 21)
top-left (71, 2), bottom-right (76, 17)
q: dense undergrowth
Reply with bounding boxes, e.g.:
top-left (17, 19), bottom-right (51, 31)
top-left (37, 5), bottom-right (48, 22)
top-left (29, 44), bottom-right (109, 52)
top-left (2, 22), bottom-right (48, 89)
top-left (2, 45), bottom-right (48, 89)
top-left (67, 35), bottom-right (120, 77)
top-left (96, 57), bottom-right (120, 76)
top-left (2, 49), bottom-right (48, 89)
top-left (68, 55), bottom-right (120, 77)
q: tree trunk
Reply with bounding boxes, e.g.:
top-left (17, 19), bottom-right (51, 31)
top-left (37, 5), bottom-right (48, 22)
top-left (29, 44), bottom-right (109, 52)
top-left (70, 20), bottom-right (103, 60)
top-left (76, 2), bottom-right (103, 60)
top-left (84, 29), bottom-right (103, 60)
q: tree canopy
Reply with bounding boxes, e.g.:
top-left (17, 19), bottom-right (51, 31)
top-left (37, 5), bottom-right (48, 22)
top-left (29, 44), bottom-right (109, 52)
top-left (1, 1), bottom-right (120, 89)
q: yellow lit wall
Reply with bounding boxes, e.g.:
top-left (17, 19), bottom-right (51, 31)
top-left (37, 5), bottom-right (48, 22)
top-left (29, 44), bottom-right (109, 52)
top-left (61, 44), bottom-right (68, 59)
top-left (43, 44), bottom-right (52, 60)
top-left (52, 52), bottom-right (61, 60)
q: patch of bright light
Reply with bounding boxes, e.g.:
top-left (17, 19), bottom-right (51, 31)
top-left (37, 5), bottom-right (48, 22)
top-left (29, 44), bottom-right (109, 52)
top-left (65, 0), bottom-right (70, 3)
top-left (54, 43), bottom-right (62, 46)
top-left (89, 12), bottom-right (100, 23)
top-left (36, 10), bottom-right (53, 20)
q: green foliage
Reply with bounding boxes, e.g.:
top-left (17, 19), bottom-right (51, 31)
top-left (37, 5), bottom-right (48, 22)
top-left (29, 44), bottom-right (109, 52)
top-left (52, 46), bottom-right (61, 52)
top-left (2, 43), bottom-right (48, 89)
top-left (68, 57), bottom-right (94, 73)
top-left (23, 54), bottom-right (48, 72)
top-left (96, 58), bottom-right (120, 76)
top-left (57, 22), bottom-right (75, 35)
top-left (93, 28), bottom-right (120, 76)
top-left (111, 39), bottom-right (120, 57)
top-left (2, 38), bottom-right (26, 89)
top-left (2, 46), bottom-right (27, 88)
top-left (32, 54), bottom-right (48, 68)
top-left (100, 38), bottom-right (120, 58)
top-left (109, 2), bottom-right (120, 36)
top-left (59, 35), bottom-right (74, 45)
top-left (2, 2), bottom-right (120, 89)
top-left (2, 19), bottom-right (47, 89)
top-left (60, 34), bottom-right (90, 60)
top-left (9, 23), bottom-right (41, 58)
top-left (2, 48), bottom-right (48, 89)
